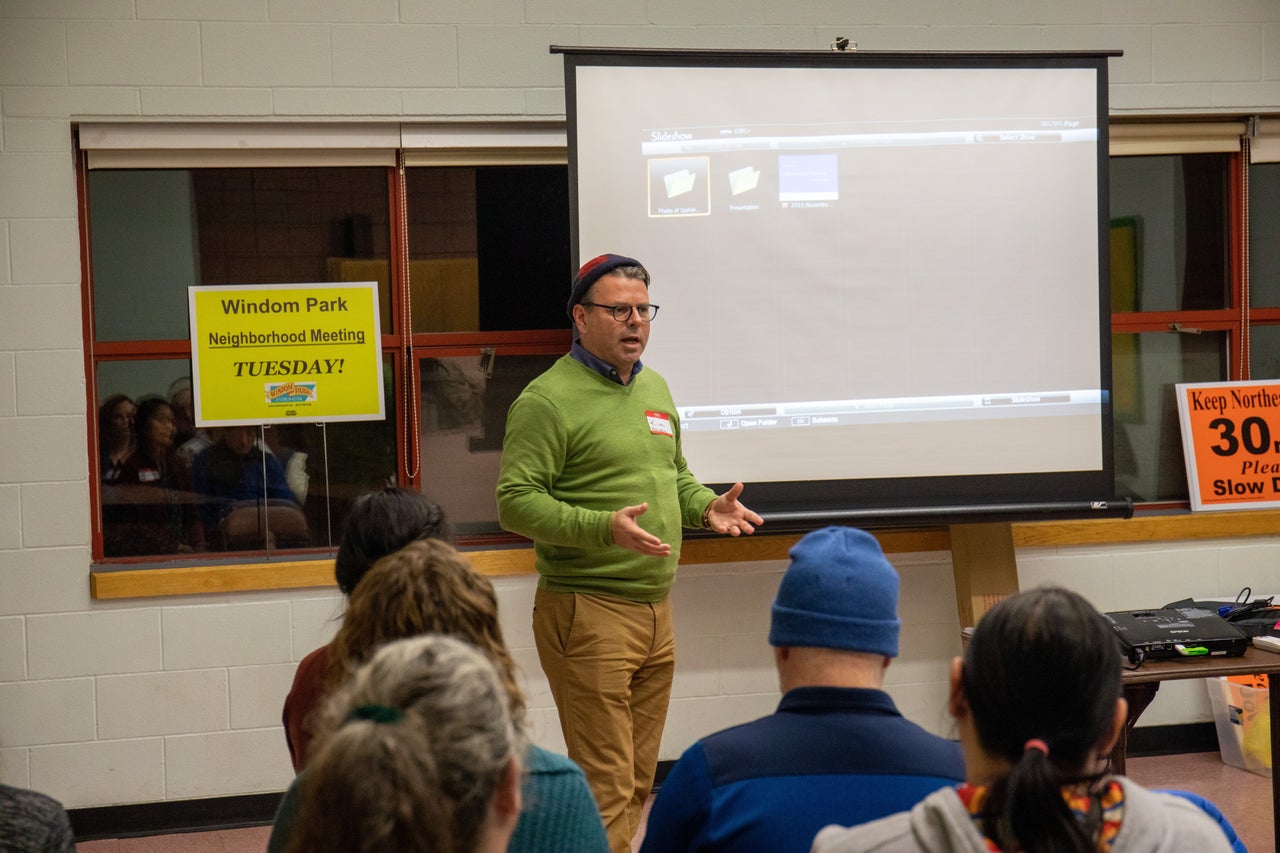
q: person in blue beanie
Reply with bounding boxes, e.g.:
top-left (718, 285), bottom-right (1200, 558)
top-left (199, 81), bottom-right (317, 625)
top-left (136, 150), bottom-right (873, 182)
top-left (639, 525), bottom-right (965, 853)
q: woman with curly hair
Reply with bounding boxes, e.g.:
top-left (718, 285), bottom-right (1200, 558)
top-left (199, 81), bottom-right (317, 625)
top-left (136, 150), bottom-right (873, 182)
top-left (102, 395), bottom-right (197, 556)
top-left (271, 539), bottom-right (608, 853)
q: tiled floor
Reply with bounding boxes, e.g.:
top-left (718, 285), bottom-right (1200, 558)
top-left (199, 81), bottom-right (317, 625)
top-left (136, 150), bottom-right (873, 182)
top-left (1127, 751), bottom-right (1274, 853)
top-left (76, 800), bottom-right (655, 852)
top-left (74, 752), bottom-right (1273, 852)
top-left (78, 825), bottom-right (270, 852)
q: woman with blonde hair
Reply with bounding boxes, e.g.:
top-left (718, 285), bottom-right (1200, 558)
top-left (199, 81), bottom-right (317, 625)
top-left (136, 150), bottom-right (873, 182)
top-left (285, 634), bottom-right (523, 853)
top-left (270, 539), bottom-right (608, 852)
top-left (812, 587), bottom-right (1234, 853)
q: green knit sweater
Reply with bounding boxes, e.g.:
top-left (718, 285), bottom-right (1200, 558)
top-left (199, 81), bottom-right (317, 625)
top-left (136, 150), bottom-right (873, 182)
top-left (496, 355), bottom-right (715, 602)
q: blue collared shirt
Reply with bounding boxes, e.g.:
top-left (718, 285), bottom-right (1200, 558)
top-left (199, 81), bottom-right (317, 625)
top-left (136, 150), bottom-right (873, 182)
top-left (640, 686), bottom-right (965, 853)
top-left (570, 340), bottom-right (644, 386)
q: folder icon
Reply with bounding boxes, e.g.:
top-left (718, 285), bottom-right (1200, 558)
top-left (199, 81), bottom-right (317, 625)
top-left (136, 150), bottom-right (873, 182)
top-left (663, 168), bottom-right (696, 198)
top-left (728, 166), bottom-right (761, 196)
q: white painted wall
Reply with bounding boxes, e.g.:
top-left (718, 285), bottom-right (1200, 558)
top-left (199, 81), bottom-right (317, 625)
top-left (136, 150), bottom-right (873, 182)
top-left (2, 0), bottom-right (1280, 810)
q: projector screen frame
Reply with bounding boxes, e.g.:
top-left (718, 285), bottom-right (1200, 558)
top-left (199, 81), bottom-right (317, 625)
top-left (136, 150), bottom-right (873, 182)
top-left (556, 46), bottom-right (1129, 527)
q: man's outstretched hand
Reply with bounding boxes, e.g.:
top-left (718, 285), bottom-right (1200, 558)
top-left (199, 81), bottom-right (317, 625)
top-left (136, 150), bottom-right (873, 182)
top-left (705, 482), bottom-right (762, 537)
top-left (610, 502), bottom-right (672, 556)
top-left (610, 483), bottom-right (762, 555)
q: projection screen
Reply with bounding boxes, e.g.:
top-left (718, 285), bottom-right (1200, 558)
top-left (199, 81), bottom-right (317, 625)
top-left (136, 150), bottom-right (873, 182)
top-left (559, 48), bottom-right (1125, 524)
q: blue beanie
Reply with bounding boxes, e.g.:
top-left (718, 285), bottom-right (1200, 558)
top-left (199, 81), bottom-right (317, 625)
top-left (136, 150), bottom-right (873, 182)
top-left (566, 253), bottom-right (646, 320)
top-left (769, 526), bottom-right (901, 657)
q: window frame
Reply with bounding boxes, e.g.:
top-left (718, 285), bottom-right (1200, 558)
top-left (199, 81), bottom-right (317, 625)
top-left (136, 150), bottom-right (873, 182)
top-left (1107, 119), bottom-right (1246, 338)
top-left (1106, 121), bottom-right (1249, 506)
top-left (77, 123), bottom-right (571, 568)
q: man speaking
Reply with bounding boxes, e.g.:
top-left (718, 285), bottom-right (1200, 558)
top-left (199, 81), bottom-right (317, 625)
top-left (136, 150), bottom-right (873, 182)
top-left (497, 254), bottom-right (761, 852)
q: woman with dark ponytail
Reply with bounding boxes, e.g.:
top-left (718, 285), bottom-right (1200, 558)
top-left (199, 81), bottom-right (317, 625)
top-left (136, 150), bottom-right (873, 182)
top-left (812, 587), bottom-right (1234, 853)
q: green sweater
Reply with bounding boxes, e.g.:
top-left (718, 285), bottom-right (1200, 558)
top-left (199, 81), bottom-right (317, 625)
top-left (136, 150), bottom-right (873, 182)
top-left (496, 355), bottom-right (715, 602)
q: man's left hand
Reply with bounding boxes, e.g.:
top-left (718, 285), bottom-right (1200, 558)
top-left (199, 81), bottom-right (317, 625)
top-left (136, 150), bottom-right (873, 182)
top-left (706, 482), bottom-right (763, 537)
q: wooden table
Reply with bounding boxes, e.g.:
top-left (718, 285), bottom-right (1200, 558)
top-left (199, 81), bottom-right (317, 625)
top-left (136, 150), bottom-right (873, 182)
top-left (1115, 646), bottom-right (1280, 852)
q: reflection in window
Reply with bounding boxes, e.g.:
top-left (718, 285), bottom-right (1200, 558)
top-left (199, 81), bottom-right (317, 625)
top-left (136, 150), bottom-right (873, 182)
top-left (190, 426), bottom-right (306, 552)
top-left (1112, 331), bottom-right (1225, 503)
top-left (419, 353), bottom-right (561, 534)
top-left (95, 358), bottom-right (396, 557)
top-left (88, 165), bottom-right (397, 561)
top-left (1250, 326), bottom-right (1280, 380)
top-left (101, 394), bottom-right (199, 557)
top-left (89, 167), bottom-right (391, 342)
top-left (1110, 154), bottom-right (1229, 313)
top-left (1249, 162), bottom-right (1280, 309)
top-left (405, 166), bottom-right (570, 333)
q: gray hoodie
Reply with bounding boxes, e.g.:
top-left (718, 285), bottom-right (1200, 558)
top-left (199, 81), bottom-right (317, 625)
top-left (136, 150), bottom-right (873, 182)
top-left (811, 776), bottom-right (1233, 853)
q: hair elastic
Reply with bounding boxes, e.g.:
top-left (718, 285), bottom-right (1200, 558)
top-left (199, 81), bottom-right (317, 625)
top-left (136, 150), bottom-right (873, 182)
top-left (1023, 738), bottom-right (1050, 756)
top-left (348, 704), bottom-right (404, 724)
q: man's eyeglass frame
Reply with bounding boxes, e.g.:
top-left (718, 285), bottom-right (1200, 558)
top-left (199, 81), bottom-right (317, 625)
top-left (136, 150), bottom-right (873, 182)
top-left (579, 301), bottom-right (661, 322)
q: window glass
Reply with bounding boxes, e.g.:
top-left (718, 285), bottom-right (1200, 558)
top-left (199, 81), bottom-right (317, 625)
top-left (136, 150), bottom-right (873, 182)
top-left (1109, 154), bottom-right (1230, 313)
top-left (259, 365), bottom-right (397, 551)
top-left (405, 166), bottom-right (570, 334)
top-left (419, 353), bottom-right (562, 534)
top-left (1250, 162), bottom-right (1280, 307)
top-left (1249, 325), bottom-right (1280, 379)
top-left (89, 168), bottom-right (391, 342)
top-left (95, 357), bottom-right (396, 557)
top-left (1112, 331), bottom-right (1225, 502)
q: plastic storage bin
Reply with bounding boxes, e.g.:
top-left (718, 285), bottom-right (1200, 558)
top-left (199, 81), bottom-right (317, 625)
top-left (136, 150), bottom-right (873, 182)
top-left (1206, 676), bottom-right (1271, 777)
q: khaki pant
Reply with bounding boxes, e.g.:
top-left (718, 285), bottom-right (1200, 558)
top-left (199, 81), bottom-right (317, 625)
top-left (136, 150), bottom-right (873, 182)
top-left (533, 587), bottom-right (675, 853)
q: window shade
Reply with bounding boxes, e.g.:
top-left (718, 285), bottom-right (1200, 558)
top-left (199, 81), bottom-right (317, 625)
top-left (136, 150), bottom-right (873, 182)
top-left (1109, 121), bottom-right (1246, 156)
top-left (79, 122), bottom-right (399, 168)
top-left (401, 123), bottom-right (565, 166)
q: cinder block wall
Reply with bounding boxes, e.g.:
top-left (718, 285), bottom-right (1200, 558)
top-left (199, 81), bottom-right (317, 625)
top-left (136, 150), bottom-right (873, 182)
top-left (2, 1), bottom-right (1279, 809)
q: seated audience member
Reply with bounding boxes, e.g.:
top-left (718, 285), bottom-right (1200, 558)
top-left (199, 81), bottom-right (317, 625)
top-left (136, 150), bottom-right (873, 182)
top-left (190, 425), bottom-right (298, 549)
top-left (282, 487), bottom-right (452, 769)
top-left (101, 395), bottom-right (197, 556)
top-left (172, 386), bottom-right (274, 469)
top-left (269, 423), bottom-right (312, 505)
top-left (0, 783), bottom-right (76, 852)
top-left (284, 635), bottom-right (523, 853)
top-left (167, 376), bottom-right (197, 448)
top-left (270, 539), bottom-right (609, 853)
top-left (97, 393), bottom-right (135, 484)
top-left (641, 526), bottom-right (965, 853)
top-left (811, 587), bottom-right (1235, 853)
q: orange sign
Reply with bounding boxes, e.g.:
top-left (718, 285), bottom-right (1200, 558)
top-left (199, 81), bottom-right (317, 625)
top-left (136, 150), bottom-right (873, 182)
top-left (1176, 381), bottom-right (1280, 511)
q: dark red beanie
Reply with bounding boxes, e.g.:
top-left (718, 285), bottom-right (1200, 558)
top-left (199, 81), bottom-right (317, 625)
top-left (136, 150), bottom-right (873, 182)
top-left (566, 254), bottom-right (646, 320)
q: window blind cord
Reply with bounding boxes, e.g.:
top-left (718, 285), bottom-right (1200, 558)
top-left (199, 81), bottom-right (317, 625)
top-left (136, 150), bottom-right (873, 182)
top-left (1241, 139), bottom-right (1251, 381)
top-left (398, 150), bottom-right (421, 481)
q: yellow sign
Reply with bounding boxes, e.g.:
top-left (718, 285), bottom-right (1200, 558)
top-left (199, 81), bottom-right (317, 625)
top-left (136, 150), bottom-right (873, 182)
top-left (188, 282), bottom-right (383, 425)
top-left (1176, 380), bottom-right (1280, 511)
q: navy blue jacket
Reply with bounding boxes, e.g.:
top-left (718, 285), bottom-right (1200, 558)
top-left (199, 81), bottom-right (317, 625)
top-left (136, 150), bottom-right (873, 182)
top-left (640, 686), bottom-right (965, 853)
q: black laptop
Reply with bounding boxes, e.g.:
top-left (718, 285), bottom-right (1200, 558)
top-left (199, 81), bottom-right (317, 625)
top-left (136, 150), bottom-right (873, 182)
top-left (1105, 605), bottom-right (1248, 662)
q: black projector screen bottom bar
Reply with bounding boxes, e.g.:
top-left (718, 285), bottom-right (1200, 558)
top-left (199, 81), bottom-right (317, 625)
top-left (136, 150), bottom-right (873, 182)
top-left (559, 47), bottom-right (1122, 527)
top-left (753, 498), bottom-right (1134, 530)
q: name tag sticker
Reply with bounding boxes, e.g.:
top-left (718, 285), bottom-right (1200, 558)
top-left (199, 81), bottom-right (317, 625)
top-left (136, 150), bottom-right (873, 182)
top-left (647, 410), bottom-right (674, 437)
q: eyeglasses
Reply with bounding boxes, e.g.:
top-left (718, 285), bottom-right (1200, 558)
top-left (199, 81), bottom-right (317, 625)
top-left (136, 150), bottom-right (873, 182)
top-left (580, 301), bottom-right (660, 323)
